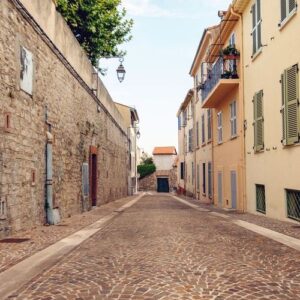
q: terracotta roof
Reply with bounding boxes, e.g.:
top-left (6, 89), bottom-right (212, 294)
top-left (153, 146), bottom-right (177, 155)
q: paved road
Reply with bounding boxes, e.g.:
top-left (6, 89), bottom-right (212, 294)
top-left (9, 195), bottom-right (300, 300)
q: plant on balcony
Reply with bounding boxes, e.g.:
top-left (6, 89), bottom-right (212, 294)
top-left (221, 70), bottom-right (239, 79)
top-left (221, 44), bottom-right (240, 59)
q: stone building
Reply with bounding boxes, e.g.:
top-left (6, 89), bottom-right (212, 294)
top-left (0, 0), bottom-right (131, 236)
top-left (139, 147), bottom-right (177, 193)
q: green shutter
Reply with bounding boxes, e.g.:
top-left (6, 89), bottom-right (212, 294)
top-left (281, 0), bottom-right (287, 21)
top-left (281, 73), bottom-right (287, 144)
top-left (253, 91), bottom-right (264, 152)
top-left (285, 65), bottom-right (299, 145)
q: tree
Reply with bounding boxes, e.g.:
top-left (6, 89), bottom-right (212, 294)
top-left (137, 156), bottom-right (156, 179)
top-left (56, 0), bottom-right (133, 67)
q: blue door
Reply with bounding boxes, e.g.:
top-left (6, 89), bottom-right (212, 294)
top-left (157, 178), bottom-right (169, 193)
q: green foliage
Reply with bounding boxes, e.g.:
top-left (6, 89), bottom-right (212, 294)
top-left (56, 0), bottom-right (133, 66)
top-left (137, 163), bottom-right (156, 179)
top-left (141, 157), bottom-right (153, 165)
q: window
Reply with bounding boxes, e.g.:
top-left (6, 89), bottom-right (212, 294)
top-left (217, 111), bottom-right (223, 144)
top-left (253, 90), bottom-right (264, 151)
top-left (180, 162), bottom-right (185, 180)
top-left (196, 121), bottom-right (199, 147)
top-left (229, 32), bottom-right (236, 46)
top-left (280, 0), bottom-right (297, 23)
top-left (202, 163), bottom-right (206, 195)
top-left (281, 64), bottom-right (299, 145)
top-left (183, 110), bottom-right (187, 126)
top-left (207, 109), bottom-right (212, 141)
top-left (208, 162), bottom-right (212, 197)
top-left (230, 101), bottom-right (237, 137)
top-left (197, 164), bottom-right (200, 190)
top-left (20, 46), bottom-right (33, 95)
top-left (0, 197), bottom-right (6, 218)
top-left (192, 162), bottom-right (194, 185)
top-left (251, 0), bottom-right (262, 56)
top-left (188, 129), bottom-right (193, 152)
top-left (286, 189), bottom-right (300, 221)
top-left (82, 163), bottom-right (89, 197)
top-left (201, 114), bottom-right (205, 144)
top-left (178, 115), bottom-right (181, 130)
top-left (256, 184), bottom-right (266, 214)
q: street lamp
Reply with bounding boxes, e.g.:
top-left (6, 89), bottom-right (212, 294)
top-left (116, 57), bottom-right (126, 83)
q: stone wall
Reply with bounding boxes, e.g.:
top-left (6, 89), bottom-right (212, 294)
top-left (138, 167), bottom-right (178, 192)
top-left (0, 0), bottom-right (129, 236)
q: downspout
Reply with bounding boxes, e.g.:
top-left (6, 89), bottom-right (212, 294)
top-left (231, 6), bottom-right (246, 213)
top-left (46, 131), bottom-right (54, 224)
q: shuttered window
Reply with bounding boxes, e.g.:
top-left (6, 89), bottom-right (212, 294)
top-left (281, 64), bottom-right (299, 145)
top-left (201, 114), bottom-right (205, 144)
top-left (196, 121), bottom-right (199, 147)
top-left (207, 109), bottom-right (212, 141)
top-left (281, 0), bottom-right (297, 23)
top-left (251, 0), bottom-right (262, 55)
top-left (202, 163), bottom-right (206, 195)
top-left (208, 162), bottom-right (212, 198)
top-left (180, 162), bottom-right (184, 180)
top-left (82, 163), bottom-right (89, 197)
top-left (217, 111), bottom-right (223, 144)
top-left (230, 101), bottom-right (237, 137)
top-left (188, 129), bottom-right (193, 151)
top-left (197, 164), bottom-right (200, 190)
top-left (178, 115), bottom-right (181, 130)
top-left (253, 90), bottom-right (264, 151)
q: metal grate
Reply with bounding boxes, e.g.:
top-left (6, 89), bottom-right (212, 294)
top-left (287, 189), bottom-right (300, 222)
top-left (256, 184), bottom-right (266, 214)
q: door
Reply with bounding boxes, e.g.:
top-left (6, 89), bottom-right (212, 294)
top-left (231, 171), bottom-right (237, 209)
top-left (217, 172), bottom-right (223, 208)
top-left (89, 146), bottom-right (98, 207)
top-left (157, 178), bottom-right (169, 193)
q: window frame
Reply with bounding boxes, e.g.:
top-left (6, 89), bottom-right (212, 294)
top-left (280, 0), bottom-right (297, 27)
top-left (201, 114), bottom-right (205, 144)
top-left (251, 0), bottom-right (262, 56)
top-left (230, 100), bottom-right (237, 138)
top-left (217, 111), bottom-right (223, 144)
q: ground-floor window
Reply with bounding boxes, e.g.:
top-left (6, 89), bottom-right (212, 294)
top-left (286, 189), bottom-right (300, 222)
top-left (197, 164), bottom-right (200, 190)
top-left (230, 171), bottom-right (237, 209)
top-left (202, 163), bottom-right (206, 195)
top-left (208, 162), bottom-right (212, 198)
top-left (256, 184), bottom-right (266, 214)
top-left (180, 162), bottom-right (184, 180)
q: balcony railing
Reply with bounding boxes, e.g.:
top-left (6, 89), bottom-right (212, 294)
top-left (201, 56), bottom-right (239, 103)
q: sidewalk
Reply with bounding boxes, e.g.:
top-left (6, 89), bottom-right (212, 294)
top-left (0, 195), bottom-right (138, 274)
top-left (177, 194), bottom-right (300, 240)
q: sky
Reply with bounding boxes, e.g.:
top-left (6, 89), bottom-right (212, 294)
top-left (101, 0), bottom-right (231, 155)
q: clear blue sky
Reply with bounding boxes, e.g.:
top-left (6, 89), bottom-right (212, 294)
top-left (101, 0), bottom-right (231, 155)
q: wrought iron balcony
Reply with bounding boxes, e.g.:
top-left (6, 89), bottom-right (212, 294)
top-left (201, 56), bottom-right (239, 108)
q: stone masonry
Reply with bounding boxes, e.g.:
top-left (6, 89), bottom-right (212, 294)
top-left (0, 0), bottom-right (129, 236)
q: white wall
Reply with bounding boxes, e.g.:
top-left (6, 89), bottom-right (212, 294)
top-left (153, 155), bottom-right (176, 171)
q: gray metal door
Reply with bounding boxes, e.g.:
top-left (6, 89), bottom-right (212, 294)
top-left (231, 171), bottom-right (237, 209)
top-left (218, 172), bottom-right (222, 207)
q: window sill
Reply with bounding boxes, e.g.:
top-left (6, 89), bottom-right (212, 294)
top-left (201, 142), bottom-right (206, 147)
top-left (230, 135), bottom-right (238, 140)
top-left (207, 139), bottom-right (212, 144)
top-left (0, 216), bottom-right (7, 220)
top-left (279, 9), bottom-right (297, 31)
top-left (251, 47), bottom-right (262, 62)
top-left (217, 141), bottom-right (223, 145)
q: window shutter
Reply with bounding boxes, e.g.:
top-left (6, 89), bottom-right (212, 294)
top-left (254, 91), bottom-right (264, 151)
top-left (285, 65), bottom-right (299, 145)
top-left (281, 73), bottom-right (287, 144)
top-left (289, 0), bottom-right (296, 13)
top-left (281, 0), bottom-right (287, 21)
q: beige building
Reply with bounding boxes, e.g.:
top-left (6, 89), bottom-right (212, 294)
top-left (115, 103), bottom-right (140, 195)
top-left (189, 25), bottom-right (220, 203)
top-left (234, 0), bottom-right (300, 222)
top-left (177, 90), bottom-right (195, 196)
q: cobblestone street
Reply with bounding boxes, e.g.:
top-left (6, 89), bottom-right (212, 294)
top-left (7, 195), bottom-right (300, 299)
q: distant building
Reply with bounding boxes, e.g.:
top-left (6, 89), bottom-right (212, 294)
top-left (115, 103), bottom-right (140, 195)
top-left (138, 147), bottom-right (177, 193)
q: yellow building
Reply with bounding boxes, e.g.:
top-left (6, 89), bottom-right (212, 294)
top-left (234, 0), bottom-right (300, 222)
top-left (177, 90), bottom-right (195, 196)
top-left (200, 7), bottom-right (246, 211)
top-left (190, 25), bottom-right (220, 203)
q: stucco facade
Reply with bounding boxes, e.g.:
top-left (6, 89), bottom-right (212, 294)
top-left (236, 0), bottom-right (300, 222)
top-left (0, 0), bottom-right (130, 236)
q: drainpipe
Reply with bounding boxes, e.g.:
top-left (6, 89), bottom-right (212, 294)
top-left (231, 6), bottom-right (246, 213)
top-left (46, 131), bottom-right (54, 224)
